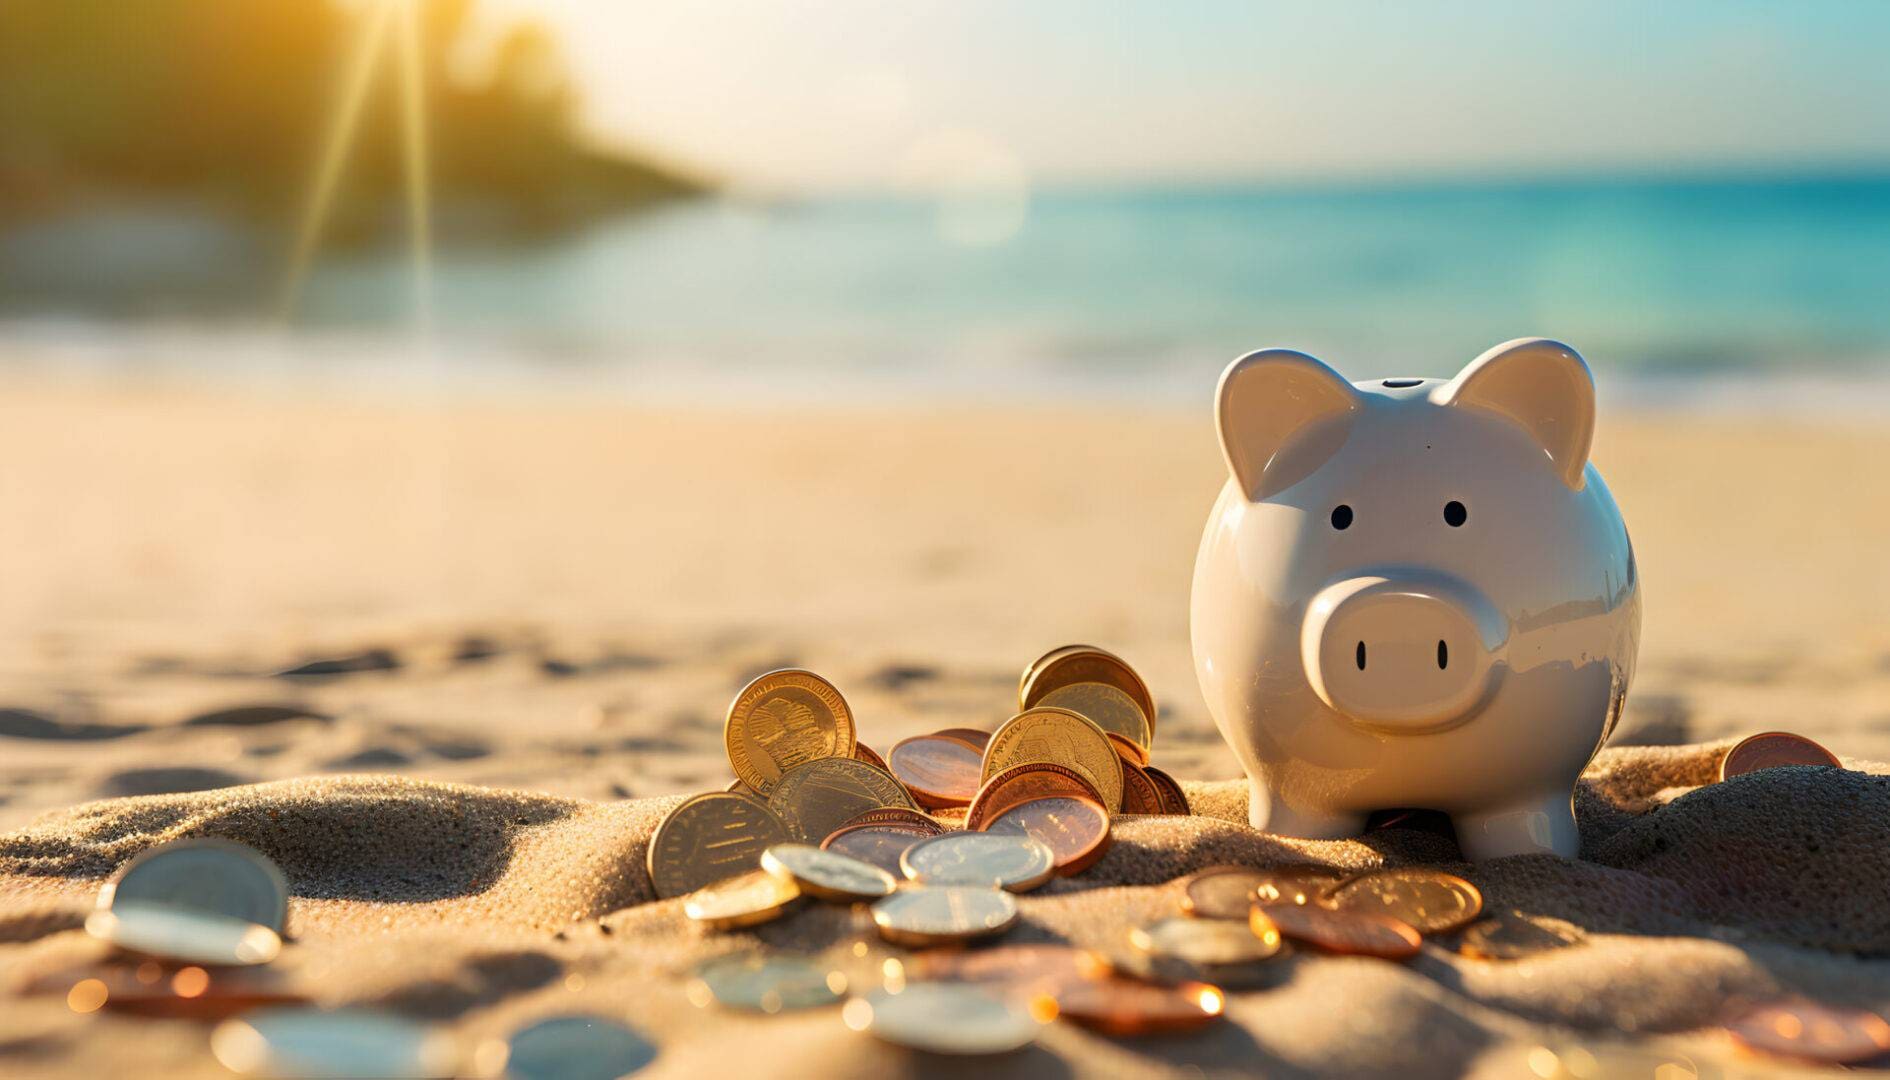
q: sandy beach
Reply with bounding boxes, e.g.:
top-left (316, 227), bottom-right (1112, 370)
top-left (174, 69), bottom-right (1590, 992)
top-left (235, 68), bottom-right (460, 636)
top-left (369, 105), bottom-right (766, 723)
top-left (2, 381), bottom-right (1889, 1076)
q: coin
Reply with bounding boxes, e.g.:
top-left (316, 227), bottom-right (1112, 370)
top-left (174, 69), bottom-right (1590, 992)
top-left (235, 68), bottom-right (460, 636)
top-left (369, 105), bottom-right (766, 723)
top-left (1142, 766), bottom-right (1192, 816)
top-left (1326, 868), bottom-right (1483, 934)
top-left (100, 838), bottom-right (289, 933)
top-left (1051, 976), bottom-right (1224, 1035)
top-left (647, 792), bottom-right (790, 899)
top-left (906, 943), bottom-right (1109, 997)
top-left (1726, 1001), bottom-right (1890, 1065)
top-left (1459, 910), bottom-right (1584, 960)
top-left (86, 904), bottom-right (282, 966)
top-left (766, 757), bottom-right (920, 843)
top-left (900, 832), bottom-right (1057, 893)
top-left (502, 1015), bottom-right (657, 1080)
top-left (1132, 916), bottom-right (1281, 966)
top-left (210, 1007), bottom-right (458, 1078)
top-left (872, 887), bottom-right (1020, 947)
top-left (821, 823), bottom-right (936, 875)
top-left (984, 796), bottom-right (1111, 876)
top-left (1181, 865), bottom-right (1345, 918)
top-left (23, 960), bottom-right (306, 1019)
top-left (981, 707), bottom-right (1124, 813)
top-left (851, 984), bottom-right (1043, 1055)
top-left (934, 727), bottom-right (993, 751)
top-left (1115, 755), bottom-right (1164, 814)
top-left (1021, 646), bottom-right (1157, 743)
top-left (966, 762), bottom-right (1105, 830)
top-left (724, 669), bottom-right (856, 794)
top-left (1105, 731), bottom-right (1153, 768)
top-left (683, 869), bottom-right (802, 930)
top-left (836, 806), bottom-right (944, 832)
top-left (853, 742), bottom-right (891, 773)
top-left (690, 953), bottom-right (845, 1012)
top-left (1257, 902), bottom-right (1422, 960)
top-left (1038, 682), bottom-right (1153, 759)
top-left (761, 843), bottom-right (897, 902)
top-left (1720, 731), bottom-right (1842, 781)
top-left (888, 734), bottom-right (984, 808)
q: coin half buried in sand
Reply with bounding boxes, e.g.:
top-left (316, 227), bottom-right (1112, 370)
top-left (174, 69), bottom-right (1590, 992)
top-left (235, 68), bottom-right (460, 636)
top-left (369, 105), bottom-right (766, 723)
top-left (724, 669), bottom-right (857, 794)
top-left (820, 823), bottom-right (938, 876)
top-left (501, 1015), bottom-right (657, 1080)
top-left (1726, 1000), bottom-right (1890, 1065)
top-left (761, 843), bottom-right (898, 902)
top-left (766, 757), bottom-right (921, 844)
top-left (981, 708), bottom-right (1124, 814)
top-left (647, 792), bottom-right (791, 900)
top-left (900, 832), bottom-right (1057, 893)
top-left (211, 1007), bottom-right (458, 1079)
top-left (966, 762), bottom-right (1105, 830)
top-left (1051, 976), bottom-right (1224, 1036)
top-left (1257, 902), bottom-right (1423, 961)
top-left (888, 734), bottom-right (984, 808)
top-left (1020, 646), bottom-right (1157, 743)
top-left (1326, 868), bottom-right (1483, 934)
top-left (983, 795), bottom-right (1111, 876)
top-left (86, 903), bottom-right (282, 967)
top-left (848, 984), bottom-right (1044, 1055)
top-left (683, 869), bottom-right (803, 931)
top-left (1036, 682), bottom-right (1152, 760)
top-left (1719, 731), bottom-right (1842, 781)
top-left (1180, 865), bottom-right (1345, 920)
top-left (1141, 766), bottom-right (1192, 816)
top-left (1459, 910), bottom-right (1584, 961)
top-left (100, 838), bottom-right (290, 933)
top-left (689, 954), bottom-right (846, 1013)
top-left (872, 887), bottom-right (1020, 947)
top-left (1131, 916), bottom-right (1281, 967)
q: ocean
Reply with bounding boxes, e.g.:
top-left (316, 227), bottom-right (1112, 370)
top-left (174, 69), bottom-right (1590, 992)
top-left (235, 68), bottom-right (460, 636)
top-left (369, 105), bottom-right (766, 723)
top-left (4, 173), bottom-right (1889, 410)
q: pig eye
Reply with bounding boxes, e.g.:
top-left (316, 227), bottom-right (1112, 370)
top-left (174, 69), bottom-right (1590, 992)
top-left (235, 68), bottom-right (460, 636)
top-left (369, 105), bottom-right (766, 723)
top-left (1444, 501), bottom-right (1468, 527)
top-left (1330, 504), bottom-right (1353, 530)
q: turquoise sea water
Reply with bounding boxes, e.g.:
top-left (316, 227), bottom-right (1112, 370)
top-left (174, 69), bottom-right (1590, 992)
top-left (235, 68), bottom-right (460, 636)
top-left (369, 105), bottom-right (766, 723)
top-left (5, 174), bottom-right (1890, 405)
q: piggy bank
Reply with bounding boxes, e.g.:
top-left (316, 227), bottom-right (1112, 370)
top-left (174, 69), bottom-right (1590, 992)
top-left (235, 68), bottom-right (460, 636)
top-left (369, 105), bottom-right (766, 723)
top-left (1190, 338), bottom-right (1640, 860)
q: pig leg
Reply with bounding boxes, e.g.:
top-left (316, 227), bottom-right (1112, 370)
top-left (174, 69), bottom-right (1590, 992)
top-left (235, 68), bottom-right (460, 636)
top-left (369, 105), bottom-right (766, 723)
top-left (1454, 794), bottom-right (1579, 860)
top-left (1248, 781), bottom-right (1366, 839)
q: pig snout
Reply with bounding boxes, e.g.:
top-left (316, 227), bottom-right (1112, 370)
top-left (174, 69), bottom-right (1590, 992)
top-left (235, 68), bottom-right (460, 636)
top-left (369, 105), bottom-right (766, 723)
top-left (1300, 571), bottom-right (1507, 733)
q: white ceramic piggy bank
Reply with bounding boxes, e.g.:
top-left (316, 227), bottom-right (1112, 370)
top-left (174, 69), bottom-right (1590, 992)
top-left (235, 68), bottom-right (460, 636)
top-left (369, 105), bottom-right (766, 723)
top-left (1191, 338), bottom-right (1640, 860)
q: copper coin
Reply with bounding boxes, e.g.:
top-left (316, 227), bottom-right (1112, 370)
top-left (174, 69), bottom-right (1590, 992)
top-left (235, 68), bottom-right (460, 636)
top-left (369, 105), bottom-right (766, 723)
top-left (934, 728), bottom-right (992, 751)
top-left (1326, 868), bottom-right (1482, 934)
top-left (982, 707), bottom-right (1125, 813)
top-left (29, 961), bottom-right (306, 1019)
top-left (1459, 910), bottom-right (1584, 961)
top-left (983, 795), bottom-right (1111, 876)
top-left (1180, 865), bottom-right (1344, 919)
top-left (1726, 1001), bottom-right (1890, 1065)
top-left (1141, 766), bottom-right (1192, 816)
top-left (682, 868), bottom-right (803, 930)
top-left (820, 823), bottom-right (935, 875)
top-left (966, 762), bottom-right (1105, 831)
top-left (724, 668), bottom-right (857, 794)
top-left (1020, 646), bottom-right (1157, 743)
top-left (1257, 902), bottom-right (1422, 960)
top-left (1115, 756), bottom-right (1164, 814)
top-left (1051, 976), bottom-right (1224, 1035)
top-left (1105, 731), bottom-right (1152, 768)
top-left (1017, 644), bottom-right (1092, 703)
top-left (647, 792), bottom-right (790, 899)
top-left (837, 806), bottom-right (945, 832)
top-left (1719, 732), bottom-right (1842, 781)
top-left (906, 943), bottom-right (1109, 998)
top-left (853, 742), bottom-right (891, 772)
top-left (887, 735), bottom-right (984, 808)
top-left (1038, 682), bottom-right (1153, 759)
top-left (765, 757), bottom-right (921, 843)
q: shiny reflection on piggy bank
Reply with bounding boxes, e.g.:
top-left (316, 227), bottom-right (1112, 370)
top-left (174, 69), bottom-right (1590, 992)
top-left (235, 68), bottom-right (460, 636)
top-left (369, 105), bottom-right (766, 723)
top-left (1190, 339), bottom-right (1640, 860)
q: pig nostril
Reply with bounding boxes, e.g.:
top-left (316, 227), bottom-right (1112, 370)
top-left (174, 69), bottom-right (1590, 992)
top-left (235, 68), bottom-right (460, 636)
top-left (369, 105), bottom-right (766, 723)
top-left (1437, 640), bottom-right (1448, 670)
top-left (1356, 641), bottom-right (1366, 671)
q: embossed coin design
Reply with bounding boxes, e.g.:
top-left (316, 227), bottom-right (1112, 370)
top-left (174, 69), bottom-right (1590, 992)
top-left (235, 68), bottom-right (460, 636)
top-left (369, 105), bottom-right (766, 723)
top-left (760, 844), bottom-right (897, 902)
top-left (724, 669), bottom-right (856, 794)
top-left (86, 904), bottom-right (283, 966)
top-left (1021, 646), bottom-right (1157, 742)
top-left (766, 757), bottom-right (919, 843)
top-left (820, 823), bottom-right (937, 876)
top-left (836, 806), bottom-right (943, 832)
top-left (1181, 865), bottom-right (1344, 919)
top-left (1459, 910), bottom-right (1584, 961)
top-left (1131, 916), bottom-right (1281, 966)
top-left (1719, 731), bottom-right (1842, 781)
top-left (871, 887), bottom-right (1020, 947)
top-left (1726, 1001), bottom-right (1890, 1065)
top-left (1258, 903), bottom-right (1422, 960)
top-left (1141, 766), bottom-right (1193, 816)
top-left (210, 1007), bottom-right (457, 1078)
top-left (690, 954), bottom-right (846, 1013)
top-left (101, 838), bottom-right (289, 933)
top-left (1052, 977), bottom-right (1224, 1036)
top-left (888, 735), bottom-right (984, 808)
top-left (854, 984), bottom-right (1043, 1055)
top-left (900, 832), bottom-right (1057, 893)
top-left (981, 707), bottom-right (1124, 813)
top-left (1327, 868), bottom-right (1483, 934)
top-left (966, 762), bottom-right (1105, 830)
top-left (984, 796), bottom-right (1111, 876)
top-left (502, 1015), bottom-right (657, 1080)
top-left (1037, 682), bottom-right (1152, 758)
top-left (683, 869), bottom-right (802, 930)
top-left (647, 792), bottom-right (791, 899)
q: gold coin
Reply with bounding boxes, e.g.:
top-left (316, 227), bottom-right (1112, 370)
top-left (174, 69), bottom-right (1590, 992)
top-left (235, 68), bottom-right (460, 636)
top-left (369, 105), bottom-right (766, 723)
top-left (647, 792), bottom-right (790, 899)
top-left (981, 707), bottom-right (1124, 813)
top-left (1459, 910), bottom-right (1584, 960)
top-left (1180, 864), bottom-right (1345, 919)
top-left (724, 669), bottom-right (857, 794)
top-left (1105, 731), bottom-right (1152, 768)
top-left (1037, 682), bottom-right (1152, 758)
top-left (899, 832), bottom-right (1057, 893)
top-left (211, 1007), bottom-right (458, 1078)
top-left (1020, 646), bottom-right (1157, 742)
top-left (1326, 868), bottom-right (1482, 934)
top-left (1719, 731), bottom-right (1842, 781)
top-left (1142, 766), bottom-right (1192, 816)
top-left (852, 984), bottom-right (1043, 1055)
top-left (1726, 1000), bottom-right (1890, 1065)
top-left (100, 838), bottom-right (289, 933)
top-left (1131, 916), bottom-right (1281, 966)
top-left (503, 1016), bottom-right (657, 1080)
top-left (765, 757), bottom-right (920, 843)
top-left (689, 953), bottom-right (846, 1013)
top-left (871, 886), bottom-right (1019, 947)
top-left (760, 843), bottom-right (897, 902)
top-left (85, 904), bottom-right (282, 967)
top-left (683, 868), bottom-right (803, 930)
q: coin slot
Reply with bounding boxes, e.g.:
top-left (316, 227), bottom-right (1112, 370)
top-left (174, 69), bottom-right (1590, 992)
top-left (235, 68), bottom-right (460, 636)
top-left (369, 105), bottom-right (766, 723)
top-left (1444, 500), bottom-right (1467, 527)
top-left (1437, 640), bottom-right (1448, 670)
top-left (1355, 641), bottom-right (1366, 671)
top-left (1331, 504), bottom-right (1353, 530)
top-left (1382, 378), bottom-right (1423, 388)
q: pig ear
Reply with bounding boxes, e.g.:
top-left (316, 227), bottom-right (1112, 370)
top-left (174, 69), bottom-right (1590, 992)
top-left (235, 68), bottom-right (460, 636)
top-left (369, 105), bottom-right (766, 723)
top-left (1437, 338), bottom-right (1595, 490)
top-left (1216, 349), bottom-right (1361, 501)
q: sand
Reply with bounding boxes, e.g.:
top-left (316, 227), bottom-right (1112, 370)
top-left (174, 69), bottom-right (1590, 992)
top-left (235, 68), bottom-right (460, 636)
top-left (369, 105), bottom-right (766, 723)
top-left (1, 381), bottom-right (1889, 1076)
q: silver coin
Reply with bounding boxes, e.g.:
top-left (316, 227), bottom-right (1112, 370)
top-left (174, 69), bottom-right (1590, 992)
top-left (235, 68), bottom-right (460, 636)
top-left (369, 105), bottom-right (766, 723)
top-left (854, 983), bottom-right (1042, 1055)
top-left (211, 1007), bottom-right (457, 1078)
top-left (690, 953), bottom-right (845, 1013)
top-left (86, 902), bottom-right (281, 966)
top-left (761, 844), bottom-right (897, 901)
top-left (503, 1015), bottom-right (657, 1080)
top-left (101, 838), bottom-right (289, 932)
top-left (899, 832), bottom-right (1056, 893)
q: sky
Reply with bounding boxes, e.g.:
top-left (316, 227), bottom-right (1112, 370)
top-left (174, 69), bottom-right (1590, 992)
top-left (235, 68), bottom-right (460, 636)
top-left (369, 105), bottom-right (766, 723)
top-left (483, 0), bottom-right (1890, 194)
